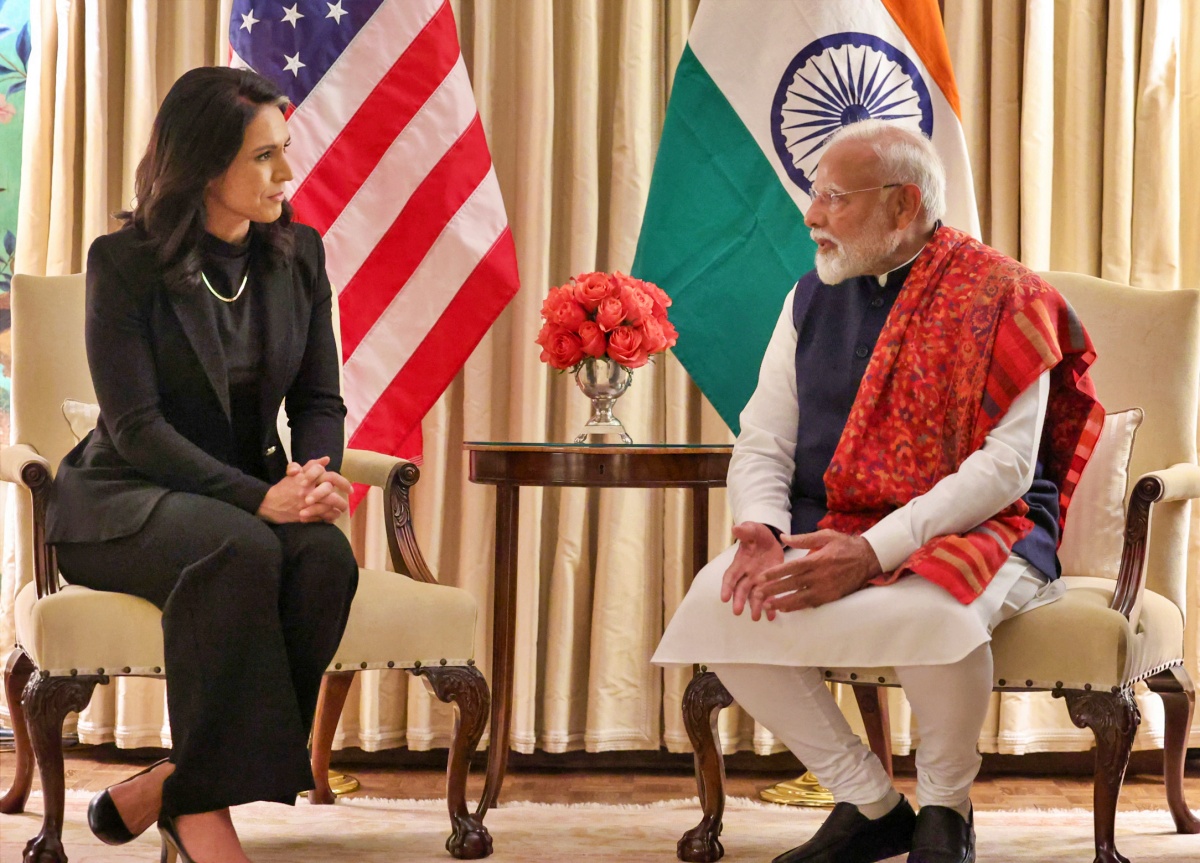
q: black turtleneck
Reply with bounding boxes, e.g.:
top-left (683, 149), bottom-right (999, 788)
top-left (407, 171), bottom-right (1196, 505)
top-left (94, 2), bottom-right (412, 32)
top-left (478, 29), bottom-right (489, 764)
top-left (198, 232), bottom-right (267, 481)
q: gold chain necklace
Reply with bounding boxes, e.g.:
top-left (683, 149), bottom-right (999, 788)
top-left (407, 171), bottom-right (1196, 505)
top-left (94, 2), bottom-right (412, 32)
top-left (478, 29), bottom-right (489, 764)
top-left (201, 270), bottom-right (248, 303)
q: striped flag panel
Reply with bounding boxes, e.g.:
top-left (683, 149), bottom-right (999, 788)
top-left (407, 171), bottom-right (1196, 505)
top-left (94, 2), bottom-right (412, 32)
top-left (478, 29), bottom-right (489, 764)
top-left (229, 0), bottom-right (520, 501)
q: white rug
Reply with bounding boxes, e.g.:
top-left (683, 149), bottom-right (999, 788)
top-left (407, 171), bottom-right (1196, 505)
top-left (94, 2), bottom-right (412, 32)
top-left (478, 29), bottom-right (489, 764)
top-left (2, 792), bottom-right (1198, 861)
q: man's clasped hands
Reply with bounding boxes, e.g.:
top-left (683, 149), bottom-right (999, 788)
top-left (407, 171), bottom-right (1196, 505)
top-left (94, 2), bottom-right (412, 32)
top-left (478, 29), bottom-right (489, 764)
top-left (721, 522), bottom-right (885, 621)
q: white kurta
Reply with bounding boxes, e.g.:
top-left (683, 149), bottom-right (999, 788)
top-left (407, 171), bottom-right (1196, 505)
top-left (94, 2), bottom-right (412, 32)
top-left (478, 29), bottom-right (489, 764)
top-left (653, 290), bottom-right (1061, 669)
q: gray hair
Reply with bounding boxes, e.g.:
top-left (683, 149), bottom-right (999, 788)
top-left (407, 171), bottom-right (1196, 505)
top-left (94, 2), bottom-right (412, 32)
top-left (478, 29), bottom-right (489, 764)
top-left (824, 120), bottom-right (946, 223)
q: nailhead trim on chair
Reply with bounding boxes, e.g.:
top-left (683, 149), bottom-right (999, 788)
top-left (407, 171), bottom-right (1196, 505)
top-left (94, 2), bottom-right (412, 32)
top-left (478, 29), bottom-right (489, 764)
top-left (804, 660), bottom-right (1188, 695)
top-left (34, 659), bottom-right (478, 677)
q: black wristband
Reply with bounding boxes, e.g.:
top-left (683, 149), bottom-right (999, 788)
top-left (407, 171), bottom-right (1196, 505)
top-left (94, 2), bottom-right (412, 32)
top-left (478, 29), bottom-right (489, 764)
top-left (765, 524), bottom-right (785, 546)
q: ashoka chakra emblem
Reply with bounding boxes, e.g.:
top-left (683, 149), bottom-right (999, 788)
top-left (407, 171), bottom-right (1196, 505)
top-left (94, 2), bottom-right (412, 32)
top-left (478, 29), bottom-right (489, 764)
top-left (771, 32), bottom-right (933, 196)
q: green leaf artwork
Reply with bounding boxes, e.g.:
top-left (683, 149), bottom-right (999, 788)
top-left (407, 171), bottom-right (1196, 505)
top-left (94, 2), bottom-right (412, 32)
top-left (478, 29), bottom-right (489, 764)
top-left (0, 0), bottom-right (30, 442)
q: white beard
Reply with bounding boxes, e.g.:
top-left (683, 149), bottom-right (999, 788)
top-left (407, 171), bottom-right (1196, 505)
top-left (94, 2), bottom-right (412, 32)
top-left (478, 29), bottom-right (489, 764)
top-left (813, 214), bottom-right (903, 285)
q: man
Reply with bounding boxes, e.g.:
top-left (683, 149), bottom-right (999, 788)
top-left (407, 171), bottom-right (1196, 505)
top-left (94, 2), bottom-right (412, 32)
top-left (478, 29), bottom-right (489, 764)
top-left (653, 120), bottom-right (1103, 863)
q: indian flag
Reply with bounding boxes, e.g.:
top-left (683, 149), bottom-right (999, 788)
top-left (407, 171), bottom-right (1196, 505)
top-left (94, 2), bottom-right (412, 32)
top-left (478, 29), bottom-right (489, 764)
top-left (633, 0), bottom-right (979, 433)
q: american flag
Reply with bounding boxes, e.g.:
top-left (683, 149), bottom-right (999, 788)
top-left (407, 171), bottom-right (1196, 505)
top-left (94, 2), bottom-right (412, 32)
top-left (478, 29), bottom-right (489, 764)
top-left (229, 0), bottom-right (520, 499)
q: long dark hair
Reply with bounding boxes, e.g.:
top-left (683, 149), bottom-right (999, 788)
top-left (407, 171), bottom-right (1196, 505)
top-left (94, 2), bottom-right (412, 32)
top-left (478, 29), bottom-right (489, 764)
top-left (119, 66), bottom-right (294, 293)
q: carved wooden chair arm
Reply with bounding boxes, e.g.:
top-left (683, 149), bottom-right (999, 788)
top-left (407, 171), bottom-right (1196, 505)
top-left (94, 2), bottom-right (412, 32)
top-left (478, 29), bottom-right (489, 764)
top-left (0, 443), bottom-right (49, 487)
top-left (0, 443), bottom-right (57, 599)
top-left (342, 447), bottom-right (438, 585)
top-left (1140, 463), bottom-right (1200, 503)
top-left (340, 448), bottom-right (408, 488)
top-left (1110, 462), bottom-right (1200, 621)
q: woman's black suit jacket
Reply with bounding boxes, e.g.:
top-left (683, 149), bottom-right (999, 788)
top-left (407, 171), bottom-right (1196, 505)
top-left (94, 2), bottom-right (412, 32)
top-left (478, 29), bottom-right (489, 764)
top-left (47, 222), bottom-right (346, 545)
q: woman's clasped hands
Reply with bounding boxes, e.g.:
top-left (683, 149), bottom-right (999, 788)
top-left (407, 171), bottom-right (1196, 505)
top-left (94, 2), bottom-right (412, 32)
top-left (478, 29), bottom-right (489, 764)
top-left (256, 455), bottom-right (353, 524)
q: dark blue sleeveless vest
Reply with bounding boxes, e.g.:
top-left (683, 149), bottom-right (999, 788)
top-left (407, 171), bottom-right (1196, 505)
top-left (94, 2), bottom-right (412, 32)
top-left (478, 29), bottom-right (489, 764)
top-left (787, 265), bottom-right (1060, 580)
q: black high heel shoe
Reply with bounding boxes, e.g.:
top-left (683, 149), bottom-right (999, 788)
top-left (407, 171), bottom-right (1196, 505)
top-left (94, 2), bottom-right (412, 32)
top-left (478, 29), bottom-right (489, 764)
top-left (158, 813), bottom-right (196, 863)
top-left (86, 757), bottom-right (170, 845)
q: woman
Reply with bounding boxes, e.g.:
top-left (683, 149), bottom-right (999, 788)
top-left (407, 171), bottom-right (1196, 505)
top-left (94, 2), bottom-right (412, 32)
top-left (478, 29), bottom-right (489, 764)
top-left (46, 66), bottom-right (359, 863)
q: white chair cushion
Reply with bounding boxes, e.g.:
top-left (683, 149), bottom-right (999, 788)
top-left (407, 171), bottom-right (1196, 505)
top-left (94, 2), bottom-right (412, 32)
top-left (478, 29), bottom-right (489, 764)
top-left (329, 569), bottom-right (477, 670)
top-left (821, 577), bottom-right (1184, 692)
top-left (1058, 408), bottom-right (1142, 579)
top-left (16, 582), bottom-right (165, 676)
top-left (988, 576), bottom-right (1184, 690)
top-left (16, 569), bottom-right (477, 677)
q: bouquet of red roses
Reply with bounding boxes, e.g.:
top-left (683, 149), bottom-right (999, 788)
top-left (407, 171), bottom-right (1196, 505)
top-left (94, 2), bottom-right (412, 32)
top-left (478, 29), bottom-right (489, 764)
top-left (535, 271), bottom-right (678, 371)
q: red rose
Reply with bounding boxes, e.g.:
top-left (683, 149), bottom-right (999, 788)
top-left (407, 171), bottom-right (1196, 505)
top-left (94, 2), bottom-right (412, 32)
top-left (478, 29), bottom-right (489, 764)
top-left (540, 286), bottom-right (585, 329)
top-left (578, 320), bottom-right (607, 357)
top-left (572, 272), bottom-right (615, 312)
top-left (607, 325), bottom-right (648, 368)
top-left (536, 323), bottom-right (585, 370)
top-left (642, 281), bottom-right (672, 317)
top-left (618, 283), bottom-right (654, 326)
top-left (595, 296), bottom-right (626, 331)
top-left (639, 316), bottom-right (668, 354)
top-left (553, 298), bottom-right (588, 330)
top-left (659, 316), bottom-right (679, 349)
top-left (541, 285), bottom-right (569, 318)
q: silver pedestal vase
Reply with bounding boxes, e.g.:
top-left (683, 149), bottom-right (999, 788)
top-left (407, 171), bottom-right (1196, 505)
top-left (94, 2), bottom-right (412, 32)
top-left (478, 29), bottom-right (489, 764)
top-left (573, 357), bottom-right (633, 444)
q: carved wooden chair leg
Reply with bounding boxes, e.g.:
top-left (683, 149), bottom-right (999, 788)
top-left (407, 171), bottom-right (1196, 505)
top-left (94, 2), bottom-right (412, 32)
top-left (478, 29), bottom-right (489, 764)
top-left (1, 648), bottom-right (36, 814)
top-left (21, 673), bottom-right (104, 863)
top-left (679, 669), bottom-right (734, 863)
top-left (416, 664), bottom-right (493, 860)
top-left (851, 684), bottom-right (893, 779)
top-left (1057, 687), bottom-right (1140, 863)
top-left (1145, 666), bottom-right (1200, 833)
top-left (309, 671), bottom-right (355, 805)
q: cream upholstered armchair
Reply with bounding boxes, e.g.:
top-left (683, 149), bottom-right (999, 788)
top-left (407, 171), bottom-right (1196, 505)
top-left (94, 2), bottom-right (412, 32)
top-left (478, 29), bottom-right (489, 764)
top-left (0, 273), bottom-right (493, 862)
top-left (679, 274), bottom-right (1200, 863)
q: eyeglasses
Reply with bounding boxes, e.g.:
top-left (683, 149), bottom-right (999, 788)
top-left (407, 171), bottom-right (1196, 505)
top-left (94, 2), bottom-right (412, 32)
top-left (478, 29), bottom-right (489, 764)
top-left (809, 183), bottom-right (901, 210)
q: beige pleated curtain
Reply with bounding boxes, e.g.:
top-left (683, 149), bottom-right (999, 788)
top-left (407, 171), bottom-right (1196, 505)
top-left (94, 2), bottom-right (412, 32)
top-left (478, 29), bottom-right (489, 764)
top-left (2, 0), bottom-right (1197, 761)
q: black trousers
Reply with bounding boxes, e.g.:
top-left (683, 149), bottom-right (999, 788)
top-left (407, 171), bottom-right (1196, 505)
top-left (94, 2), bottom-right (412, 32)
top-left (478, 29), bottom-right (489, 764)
top-left (54, 492), bottom-right (358, 816)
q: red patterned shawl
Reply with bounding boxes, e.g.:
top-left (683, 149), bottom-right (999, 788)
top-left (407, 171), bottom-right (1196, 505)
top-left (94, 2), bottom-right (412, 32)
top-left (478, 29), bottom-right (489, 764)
top-left (818, 226), bottom-right (1105, 604)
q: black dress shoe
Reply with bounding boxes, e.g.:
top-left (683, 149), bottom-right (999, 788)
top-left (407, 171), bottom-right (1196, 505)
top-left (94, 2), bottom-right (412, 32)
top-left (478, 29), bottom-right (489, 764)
top-left (907, 805), bottom-right (975, 863)
top-left (86, 758), bottom-right (170, 845)
top-left (772, 796), bottom-right (917, 863)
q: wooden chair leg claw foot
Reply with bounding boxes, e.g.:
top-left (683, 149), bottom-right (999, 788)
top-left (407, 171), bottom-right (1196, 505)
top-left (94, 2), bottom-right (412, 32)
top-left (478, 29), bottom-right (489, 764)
top-left (416, 664), bottom-right (493, 858)
top-left (1057, 687), bottom-right (1139, 863)
top-left (21, 672), bottom-right (105, 863)
top-left (679, 670), bottom-right (733, 862)
top-left (446, 813), bottom-right (492, 860)
top-left (677, 829), bottom-right (724, 863)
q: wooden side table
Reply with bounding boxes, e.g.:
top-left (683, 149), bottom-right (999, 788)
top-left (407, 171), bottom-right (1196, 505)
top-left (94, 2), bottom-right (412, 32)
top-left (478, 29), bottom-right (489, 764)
top-left (464, 443), bottom-right (732, 814)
